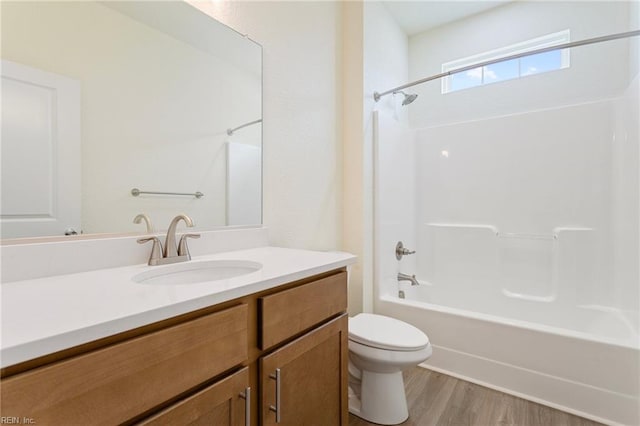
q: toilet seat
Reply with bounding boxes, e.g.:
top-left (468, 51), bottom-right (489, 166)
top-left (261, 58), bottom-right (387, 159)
top-left (349, 313), bottom-right (429, 351)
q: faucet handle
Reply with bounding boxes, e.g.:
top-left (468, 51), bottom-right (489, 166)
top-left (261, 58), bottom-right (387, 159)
top-left (138, 236), bottom-right (164, 265)
top-left (395, 241), bottom-right (416, 260)
top-left (178, 233), bottom-right (201, 259)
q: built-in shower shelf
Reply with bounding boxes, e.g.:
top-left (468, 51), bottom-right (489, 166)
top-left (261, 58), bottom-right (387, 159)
top-left (426, 223), bottom-right (593, 241)
top-left (420, 223), bottom-right (597, 303)
top-left (497, 232), bottom-right (557, 241)
top-left (426, 223), bottom-right (497, 232)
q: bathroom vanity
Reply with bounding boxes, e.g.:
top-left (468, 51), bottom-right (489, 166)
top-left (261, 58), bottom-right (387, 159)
top-left (0, 1), bottom-right (355, 423)
top-left (0, 246), bottom-right (355, 426)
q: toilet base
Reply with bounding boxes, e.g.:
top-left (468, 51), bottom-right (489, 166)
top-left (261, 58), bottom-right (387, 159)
top-left (348, 370), bottom-right (408, 425)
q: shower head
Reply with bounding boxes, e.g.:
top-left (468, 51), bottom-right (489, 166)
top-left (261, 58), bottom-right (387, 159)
top-left (403, 93), bottom-right (418, 105)
top-left (393, 90), bottom-right (418, 106)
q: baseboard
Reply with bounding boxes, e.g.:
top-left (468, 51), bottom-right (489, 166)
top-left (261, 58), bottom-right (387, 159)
top-left (419, 344), bottom-right (639, 426)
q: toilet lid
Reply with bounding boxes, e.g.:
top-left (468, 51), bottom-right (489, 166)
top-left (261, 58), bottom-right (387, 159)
top-left (348, 313), bottom-right (429, 351)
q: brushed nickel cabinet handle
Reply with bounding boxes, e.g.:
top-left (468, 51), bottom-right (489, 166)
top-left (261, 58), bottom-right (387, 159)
top-left (239, 386), bottom-right (251, 426)
top-left (268, 368), bottom-right (281, 423)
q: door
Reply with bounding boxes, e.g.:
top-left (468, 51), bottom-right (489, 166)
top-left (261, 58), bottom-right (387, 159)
top-left (138, 367), bottom-right (251, 426)
top-left (260, 314), bottom-right (348, 426)
top-left (1, 60), bottom-right (81, 238)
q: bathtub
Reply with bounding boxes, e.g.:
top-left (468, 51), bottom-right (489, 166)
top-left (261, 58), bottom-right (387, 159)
top-left (375, 286), bottom-right (640, 425)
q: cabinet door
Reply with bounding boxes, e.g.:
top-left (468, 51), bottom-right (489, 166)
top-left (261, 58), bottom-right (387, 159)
top-left (139, 367), bottom-right (251, 426)
top-left (260, 314), bottom-right (348, 426)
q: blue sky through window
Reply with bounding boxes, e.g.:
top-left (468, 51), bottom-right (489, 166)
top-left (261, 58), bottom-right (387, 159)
top-left (442, 30), bottom-right (570, 93)
top-left (450, 67), bottom-right (482, 91)
top-left (484, 58), bottom-right (519, 83)
top-left (521, 50), bottom-right (563, 76)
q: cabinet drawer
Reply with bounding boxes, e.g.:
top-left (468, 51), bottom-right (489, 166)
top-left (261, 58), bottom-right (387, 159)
top-left (1, 304), bottom-right (248, 426)
top-left (139, 367), bottom-right (250, 426)
top-left (259, 271), bottom-right (347, 349)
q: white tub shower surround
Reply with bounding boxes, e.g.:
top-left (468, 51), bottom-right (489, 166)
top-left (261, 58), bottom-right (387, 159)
top-left (372, 69), bottom-right (639, 424)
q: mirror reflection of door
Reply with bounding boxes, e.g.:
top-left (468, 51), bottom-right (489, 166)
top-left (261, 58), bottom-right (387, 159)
top-left (1, 1), bottom-right (262, 240)
top-left (1, 60), bottom-right (81, 238)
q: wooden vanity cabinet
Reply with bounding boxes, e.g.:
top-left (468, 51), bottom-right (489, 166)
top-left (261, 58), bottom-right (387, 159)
top-left (139, 367), bottom-right (251, 426)
top-left (0, 269), bottom-right (348, 426)
top-left (260, 315), bottom-right (348, 426)
top-left (258, 271), bottom-right (349, 425)
top-left (0, 304), bottom-right (249, 426)
top-left (259, 271), bottom-right (348, 350)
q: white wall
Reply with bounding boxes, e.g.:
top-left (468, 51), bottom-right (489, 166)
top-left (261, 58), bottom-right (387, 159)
top-left (413, 100), bottom-right (634, 309)
top-left (610, 73), bottom-right (639, 311)
top-left (191, 1), bottom-right (343, 252)
top-left (364, 3), bottom-right (410, 124)
top-left (363, 3), bottom-right (411, 311)
top-left (342, 1), bottom-right (366, 315)
top-left (406, 1), bottom-right (639, 312)
top-left (630, 1), bottom-right (640, 79)
top-left (2, 1), bottom-right (260, 234)
top-left (374, 111), bottom-right (416, 301)
top-left (408, 1), bottom-right (632, 127)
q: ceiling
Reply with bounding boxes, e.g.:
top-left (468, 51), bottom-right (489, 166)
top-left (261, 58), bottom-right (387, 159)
top-left (383, 1), bottom-right (513, 36)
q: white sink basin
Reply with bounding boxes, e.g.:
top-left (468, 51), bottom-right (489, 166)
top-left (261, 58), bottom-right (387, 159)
top-left (133, 260), bottom-right (262, 285)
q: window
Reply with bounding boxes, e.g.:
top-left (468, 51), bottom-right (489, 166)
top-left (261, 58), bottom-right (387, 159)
top-left (442, 30), bottom-right (570, 94)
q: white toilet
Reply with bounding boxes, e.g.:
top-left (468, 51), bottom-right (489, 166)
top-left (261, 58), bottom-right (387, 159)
top-left (348, 313), bottom-right (432, 425)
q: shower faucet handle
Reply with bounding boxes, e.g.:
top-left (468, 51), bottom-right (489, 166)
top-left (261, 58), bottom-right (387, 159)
top-left (395, 241), bottom-right (416, 260)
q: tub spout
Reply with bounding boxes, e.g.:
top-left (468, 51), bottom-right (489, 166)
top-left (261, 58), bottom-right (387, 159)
top-left (398, 272), bottom-right (420, 286)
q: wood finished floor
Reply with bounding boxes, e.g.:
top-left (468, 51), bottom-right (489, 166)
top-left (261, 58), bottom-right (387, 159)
top-left (348, 367), bottom-right (603, 426)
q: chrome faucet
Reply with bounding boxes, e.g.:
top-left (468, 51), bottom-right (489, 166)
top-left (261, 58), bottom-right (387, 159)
top-left (398, 272), bottom-right (420, 286)
top-left (138, 214), bottom-right (200, 266)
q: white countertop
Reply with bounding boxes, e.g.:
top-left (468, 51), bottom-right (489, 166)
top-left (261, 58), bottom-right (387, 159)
top-left (0, 246), bottom-right (356, 368)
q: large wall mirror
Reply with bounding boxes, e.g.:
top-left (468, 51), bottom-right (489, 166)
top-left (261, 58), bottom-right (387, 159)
top-left (1, 1), bottom-right (262, 240)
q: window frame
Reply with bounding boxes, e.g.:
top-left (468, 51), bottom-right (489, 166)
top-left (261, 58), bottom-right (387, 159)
top-left (441, 29), bottom-right (571, 94)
